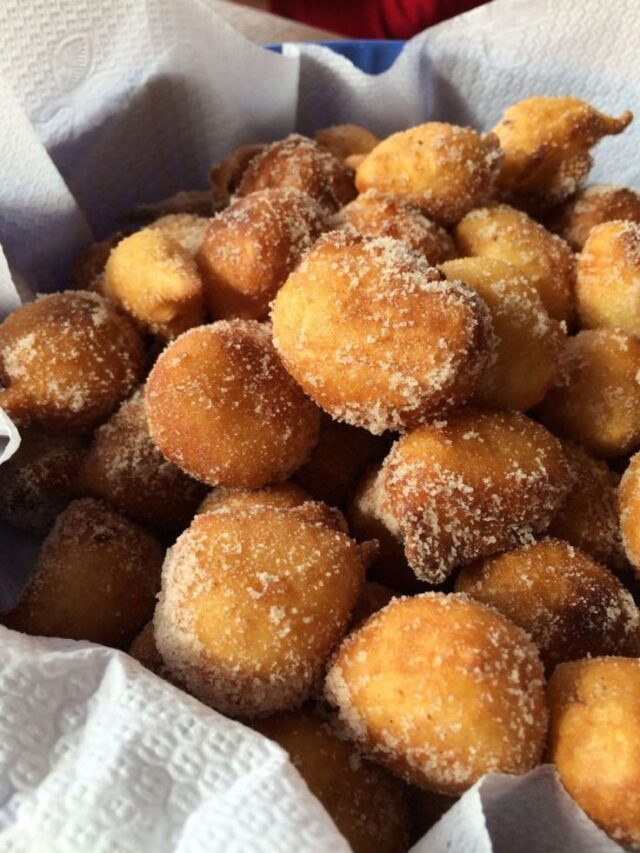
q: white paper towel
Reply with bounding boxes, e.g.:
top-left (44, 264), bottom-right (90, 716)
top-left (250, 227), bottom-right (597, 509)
top-left (0, 0), bottom-right (637, 849)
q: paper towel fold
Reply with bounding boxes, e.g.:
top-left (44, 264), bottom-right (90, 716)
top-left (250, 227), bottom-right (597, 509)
top-left (0, 0), bottom-right (637, 849)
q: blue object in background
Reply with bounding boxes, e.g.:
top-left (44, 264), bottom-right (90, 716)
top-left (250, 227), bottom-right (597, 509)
top-left (267, 40), bottom-right (406, 75)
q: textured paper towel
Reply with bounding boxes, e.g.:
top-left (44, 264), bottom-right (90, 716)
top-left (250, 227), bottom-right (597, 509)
top-left (0, 0), bottom-right (637, 849)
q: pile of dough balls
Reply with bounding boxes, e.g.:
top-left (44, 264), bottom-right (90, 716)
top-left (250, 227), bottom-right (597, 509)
top-left (2, 98), bottom-right (640, 851)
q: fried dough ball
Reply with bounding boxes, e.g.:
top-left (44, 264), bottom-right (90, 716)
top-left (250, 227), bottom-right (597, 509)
top-left (314, 124), bottom-right (380, 162)
top-left (348, 467), bottom-right (424, 593)
top-left (536, 329), bottom-right (640, 458)
top-left (75, 389), bottom-right (206, 530)
top-left (576, 220), bottom-right (640, 335)
top-left (492, 97), bottom-right (633, 211)
top-left (103, 228), bottom-right (205, 340)
top-left (129, 621), bottom-right (166, 675)
top-left (256, 713), bottom-right (410, 853)
top-left (440, 257), bottom-right (564, 411)
top-left (549, 442), bottom-right (626, 572)
top-left (272, 232), bottom-right (493, 434)
top-left (355, 123), bottom-right (503, 226)
top-left (378, 410), bottom-right (571, 583)
top-left (0, 292), bottom-right (144, 433)
top-left (325, 593), bottom-right (547, 795)
top-left (210, 143), bottom-right (266, 205)
top-left (0, 431), bottom-right (85, 535)
top-left (148, 213), bottom-right (211, 257)
top-left (293, 414), bottom-right (390, 507)
top-left (236, 134), bottom-right (356, 212)
top-left (338, 190), bottom-right (456, 264)
top-left (619, 452), bottom-right (640, 576)
top-left (197, 481), bottom-right (310, 516)
top-left (456, 539), bottom-right (640, 669)
top-left (154, 505), bottom-right (365, 718)
top-left (351, 581), bottom-right (396, 627)
top-left (69, 234), bottom-right (122, 291)
top-left (548, 657), bottom-right (640, 847)
top-left (454, 204), bottom-right (576, 323)
top-left (196, 188), bottom-right (328, 321)
top-left (3, 498), bottom-right (163, 647)
top-left (146, 320), bottom-right (320, 488)
top-left (547, 184), bottom-right (640, 251)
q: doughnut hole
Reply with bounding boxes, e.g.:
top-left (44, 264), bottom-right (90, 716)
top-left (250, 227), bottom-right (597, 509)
top-left (314, 124), bottom-right (380, 162)
top-left (547, 184), bottom-right (640, 251)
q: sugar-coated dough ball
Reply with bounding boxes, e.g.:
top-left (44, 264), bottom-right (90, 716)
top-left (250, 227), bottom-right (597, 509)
top-left (196, 188), bottom-right (328, 321)
top-left (293, 414), bottom-right (389, 507)
top-left (325, 593), bottom-right (547, 795)
top-left (0, 431), bottom-right (85, 535)
top-left (76, 388), bottom-right (206, 530)
top-left (549, 442), bottom-right (626, 572)
top-left (492, 97), bottom-right (632, 211)
top-left (103, 228), bottom-right (205, 340)
top-left (154, 506), bottom-right (365, 718)
top-left (0, 292), bottom-right (145, 433)
top-left (456, 539), bottom-right (640, 669)
top-left (536, 329), bottom-right (640, 457)
top-left (314, 124), bottom-right (380, 162)
top-left (348, 467), bottom-right (425, 593)
top-left (576, 220), bottom-right (640, 335)
top-left (619, 451), bottom-right (640, 577)
top-left (236, 134), bottom-right (356, 212)
top-left (440, 257), bottom-right (565, 411)
top-left (197, 481), bottom-right (310, 516)
top-left (338, 190), bottom-right (456, 264)
top-left (378, 410), bottom-right (571, 583)
top-left (256, 713), bottom-right (410, 853)
top-left (146, 320), bottom-right (320, 488)
top-left (272, 232), bottom-right (493, 434)
top-left (4, 498), bottom-right (164, 647)
top-left (547, 184), bottom-right (640, 251)
top-left (210, 143), bottom-right (266, 205)
top-left (69, 234), bottom-right (122, 290)
top-left (129, 621), bottom-right (167, 675)
top-left (454, 204), bottom-right (576, 323)
top-left (548, 657), bottom-right (640, 848)
top-left (355, 123), bottom-right (503, 226)
top-left (148, 213), bottom-right (211, 257)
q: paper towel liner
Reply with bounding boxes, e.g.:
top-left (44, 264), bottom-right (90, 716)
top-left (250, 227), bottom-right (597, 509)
top-left (0, 0), bottom-right (637, 849)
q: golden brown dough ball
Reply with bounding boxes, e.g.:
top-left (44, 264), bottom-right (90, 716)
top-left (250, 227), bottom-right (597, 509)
top-left (293, 414), bottom-right (390, 507)
top-left (619, 451), bottom-right (640, 576)
top-left (196, 188), bottom-right (328, 321)
top-left (536, 329), bottom-right (640, 458)
top-left (4, 498), bottom-right (163, 647)
top-left (75, 388), bottom-right (206, 530)
top-left (256, 713), bottom-right (410, 853)
top-left (440, 257), bottom-right (565, 411)
top-left (456, 539), bottom-right (640, 669)
top-left (103, 228), bottom-right (205, 340)
top-left (325, 593), bottom-right (547, 795)
top-left (548, 657), bottom-right (640, 848)
top-left (338, 190), bottom-right (456, 264)
top-left (236, 134), bottom-right (356, 212)
top-left (378, 409), bottom-right (571, 584)
top-left (148, 213), bottom-right (211, 257)
top-left (197, 481), bottom-right (310, 516)
top-left (355, 123), bottom-right (503, 226)
top-left (549, 441), bottom-right (627, 572)
top-left (69, 234), bottom-right (122, 291)
top-left (154, 505), bottom-right (365, 717)
top-left (0, 431), bottom-right (85, 535)
top-left (146, 320), bottom-right (320, 488)
top-left (547, 184), bottom-right (640, 251)
top-left (576, 220), bottom-right (640, 335)
top-left (129, 621), bottom-right (167, 675)
top-left (314, 124), bottom-right (380, 162)
top-left (454, 204), bottom-right (576, 323)
top-left (492, 97), bottom-right (632, 211)
top-left (348, 467), bottom-right (425, 593)
top-left (210, 143), bottom-right (266, 206)
top-left (350, 581), bottom-right (396, 627)
top-left (0, 292), bottom-right (144, 434)
top-left (272, 232), bottom-right (493, 434)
